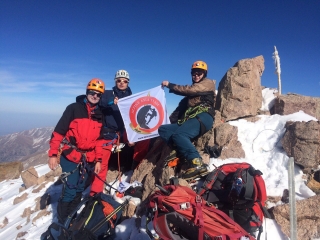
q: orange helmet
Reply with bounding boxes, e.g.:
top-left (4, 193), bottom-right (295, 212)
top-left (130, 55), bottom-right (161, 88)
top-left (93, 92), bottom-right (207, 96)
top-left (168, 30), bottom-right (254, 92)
top-left (191, 61), bottom-right (208, 71)
top-left (87, 78), bottom-right (105, 93)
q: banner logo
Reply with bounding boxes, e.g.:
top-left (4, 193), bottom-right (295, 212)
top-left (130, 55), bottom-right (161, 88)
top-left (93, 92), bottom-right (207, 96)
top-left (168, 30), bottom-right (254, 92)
top-left (129, 94), bottom-right (164, 134)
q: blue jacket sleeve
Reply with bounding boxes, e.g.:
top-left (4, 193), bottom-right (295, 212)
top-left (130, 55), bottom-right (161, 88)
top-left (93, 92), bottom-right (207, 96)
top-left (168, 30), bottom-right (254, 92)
top-left (100, 90), bottom-right (115, 108)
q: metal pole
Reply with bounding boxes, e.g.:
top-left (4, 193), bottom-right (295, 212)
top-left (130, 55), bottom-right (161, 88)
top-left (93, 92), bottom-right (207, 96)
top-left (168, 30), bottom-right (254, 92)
top-left (288, 157), bottom-right (297, 240)
top-left (273, 46), bottom-right (282, 95)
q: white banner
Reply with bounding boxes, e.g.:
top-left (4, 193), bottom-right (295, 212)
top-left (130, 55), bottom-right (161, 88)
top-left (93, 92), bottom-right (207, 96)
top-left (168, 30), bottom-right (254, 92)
top-left (118, 85), bottom-right (170, 143)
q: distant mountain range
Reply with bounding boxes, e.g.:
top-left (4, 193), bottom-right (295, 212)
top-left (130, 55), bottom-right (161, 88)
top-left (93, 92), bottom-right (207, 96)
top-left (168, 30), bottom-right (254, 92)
top-left (0, 127), bottom-right (53, 169)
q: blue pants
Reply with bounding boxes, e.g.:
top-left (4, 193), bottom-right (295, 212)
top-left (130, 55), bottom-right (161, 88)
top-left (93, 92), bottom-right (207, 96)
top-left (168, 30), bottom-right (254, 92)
top-left (60, 155), bottom-right (90, 202)
top-left (158, 112), bottom-right (214, 161)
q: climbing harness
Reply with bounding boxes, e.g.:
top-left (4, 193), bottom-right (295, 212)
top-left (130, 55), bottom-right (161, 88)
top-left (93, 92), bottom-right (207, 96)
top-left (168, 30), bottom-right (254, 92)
top-left (177, 104), bottom-right (210, 125)
top-left (59, 139), bottom-right (118, 193)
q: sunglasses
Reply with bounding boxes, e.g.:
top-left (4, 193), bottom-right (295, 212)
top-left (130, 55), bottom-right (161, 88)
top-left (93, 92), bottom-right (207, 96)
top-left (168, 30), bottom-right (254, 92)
top-left (116, 79), bottom-right (129, 84)
top-left (192, 72), bottom-right (204, 76)
top-left (88, 90), bottom-right (102, 98)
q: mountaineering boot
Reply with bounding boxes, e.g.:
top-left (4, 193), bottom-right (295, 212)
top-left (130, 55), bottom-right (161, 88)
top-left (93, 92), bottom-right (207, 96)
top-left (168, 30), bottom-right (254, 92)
top-left (57, 201), bottom-right (71, 224)
top-left (182, 158), bottom-right (208, 180)
top-left (165, 149), bottom-right (177, 162)
top-left (164, 149), bottom-right (181, 167)
top-left (68, 192), bottom-right (82, 213)
top-left (67, 192), bottom-right (83, 224)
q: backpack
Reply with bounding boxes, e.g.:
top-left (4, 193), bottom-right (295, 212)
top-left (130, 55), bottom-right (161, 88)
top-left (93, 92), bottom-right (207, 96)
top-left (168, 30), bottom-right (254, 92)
top-left (197, 162), bottom-right (271, 239)
top-left (41, 193), bottom-right (127, 240)
top-left (148, 185), bottom-right (255, 240)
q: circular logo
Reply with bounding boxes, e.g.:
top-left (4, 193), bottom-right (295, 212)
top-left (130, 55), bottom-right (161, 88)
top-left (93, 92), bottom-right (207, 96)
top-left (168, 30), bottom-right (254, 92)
top-left (129, 96), bottom-right (164, 134)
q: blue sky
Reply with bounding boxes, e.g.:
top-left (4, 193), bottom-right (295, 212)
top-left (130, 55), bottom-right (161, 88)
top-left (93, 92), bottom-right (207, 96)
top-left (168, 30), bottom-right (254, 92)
top-left (0, 1), bottom-right (319, 136)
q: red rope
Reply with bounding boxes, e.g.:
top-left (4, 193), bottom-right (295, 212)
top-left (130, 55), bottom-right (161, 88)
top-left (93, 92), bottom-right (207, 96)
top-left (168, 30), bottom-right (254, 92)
top-left (116, 132), bottom-right (122, 183)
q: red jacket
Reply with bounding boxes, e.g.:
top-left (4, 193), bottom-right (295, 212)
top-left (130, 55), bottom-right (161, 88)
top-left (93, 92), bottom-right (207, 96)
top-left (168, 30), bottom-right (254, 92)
top-left (49, 96), bottom-right (103, 163)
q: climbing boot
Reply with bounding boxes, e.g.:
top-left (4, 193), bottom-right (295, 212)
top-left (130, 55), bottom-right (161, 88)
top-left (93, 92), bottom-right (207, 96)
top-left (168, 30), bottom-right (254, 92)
top-left (57, 201), bottom-right (71, 224)
top-left (165, 149), bottom-right (177, 161)
top-left (182, 158), bottom-right (208, 180)
top-left (68, 192), bottom-right (82, 213)
top-left (67, 193), bottom-right (82, 225)
top-left (164, 149), bottom-right (180, 167)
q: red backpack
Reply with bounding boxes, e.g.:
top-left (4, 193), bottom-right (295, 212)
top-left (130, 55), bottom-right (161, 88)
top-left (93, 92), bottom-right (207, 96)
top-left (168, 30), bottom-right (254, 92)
top-left (197, 162), bottom-right (271, 239)
top-left (148, 185), bottom-right (255, 240)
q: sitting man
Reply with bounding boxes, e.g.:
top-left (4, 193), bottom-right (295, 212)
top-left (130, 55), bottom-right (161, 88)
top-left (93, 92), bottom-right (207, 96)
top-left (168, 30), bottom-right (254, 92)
top-left (159, 61), bottom-right (216, 180)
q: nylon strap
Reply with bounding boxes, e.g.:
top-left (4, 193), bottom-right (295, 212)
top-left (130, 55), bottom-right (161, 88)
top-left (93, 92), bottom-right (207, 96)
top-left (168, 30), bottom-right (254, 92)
top-left (91, 199), bottom-right (129, 233)
top-left (195, 195), bottom-right (204, 240)
top-left (84, 201), bottom-right (98, 226)
top-left (177, 104), bottom-right (210, 125)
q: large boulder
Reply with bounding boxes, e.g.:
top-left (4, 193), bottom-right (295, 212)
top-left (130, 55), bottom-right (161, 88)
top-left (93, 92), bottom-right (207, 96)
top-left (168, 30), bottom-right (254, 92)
top-left (0, 161), bottom-right (23, 181)
top-left (274, 93), bottom-right (320, 119)
top-left (21, 167), bottom-right (42, 188)
top-left (215, 56), bottom-right (264, 121)
top-left (21, 166), bottom-right (61, 188)
top-left (130, 138), bottom-right (173, 202)
top-left (281, 121), bottom-right (320, 173)
top-left (272, 195), bottom-right (320, 240)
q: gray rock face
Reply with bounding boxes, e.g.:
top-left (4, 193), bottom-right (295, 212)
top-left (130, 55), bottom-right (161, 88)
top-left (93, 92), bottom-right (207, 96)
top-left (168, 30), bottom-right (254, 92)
top-left (214, 123), bottom-right (245, 159)
top-left (274, 93), bottom-right (320, 119)
top-left (130, 138), bottom-right (172, 200)
top-left (194, 127), bottom-right (215, 153)
top-left (215, 56), bottom-right (264, 121)
top-left (281, 120), bottom-right (320, 173)
top-left (272, 195), bottom-right (320, 240)
top-left (194, 110), bottom-right (225, 153)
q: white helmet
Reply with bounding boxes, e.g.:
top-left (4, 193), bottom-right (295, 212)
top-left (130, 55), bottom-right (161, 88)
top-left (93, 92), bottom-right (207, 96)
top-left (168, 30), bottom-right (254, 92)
top-left (115, 70), bottom-right (130, 81)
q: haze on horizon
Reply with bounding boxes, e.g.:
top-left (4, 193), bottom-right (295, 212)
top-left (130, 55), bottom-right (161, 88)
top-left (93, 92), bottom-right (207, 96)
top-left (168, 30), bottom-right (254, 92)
top-left (1, 1), bottom-right (319, 136)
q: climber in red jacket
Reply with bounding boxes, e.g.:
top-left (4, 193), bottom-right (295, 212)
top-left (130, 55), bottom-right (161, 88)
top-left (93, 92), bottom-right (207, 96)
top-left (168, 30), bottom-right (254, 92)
top-left (48, 78), bottom-right (105, 224)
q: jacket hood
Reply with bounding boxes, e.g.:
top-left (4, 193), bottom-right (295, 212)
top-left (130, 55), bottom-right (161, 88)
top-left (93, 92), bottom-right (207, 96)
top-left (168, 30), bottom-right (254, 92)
top-left (76, 94), bottom-right (87, 103)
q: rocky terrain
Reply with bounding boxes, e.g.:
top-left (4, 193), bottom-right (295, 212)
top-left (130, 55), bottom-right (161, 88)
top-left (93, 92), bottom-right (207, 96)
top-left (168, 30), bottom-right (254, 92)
top-left (1, 56), bottom-right (319, 239)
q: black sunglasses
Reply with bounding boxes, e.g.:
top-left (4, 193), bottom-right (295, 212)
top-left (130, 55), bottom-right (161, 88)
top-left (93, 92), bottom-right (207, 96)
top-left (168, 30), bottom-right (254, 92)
top-left (88, 90), bottom-right (102, 98)
top-left (192, 72), bottom-right (204, 76)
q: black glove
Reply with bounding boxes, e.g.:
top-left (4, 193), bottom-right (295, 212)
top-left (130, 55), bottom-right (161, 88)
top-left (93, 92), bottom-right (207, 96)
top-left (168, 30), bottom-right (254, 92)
top-left (203, 145), bottom-right (221, 158)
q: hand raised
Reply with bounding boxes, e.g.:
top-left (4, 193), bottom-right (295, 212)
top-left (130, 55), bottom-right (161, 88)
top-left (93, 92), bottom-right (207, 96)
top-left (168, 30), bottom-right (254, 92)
top-left (161, 80), bottom-right (169, 87)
